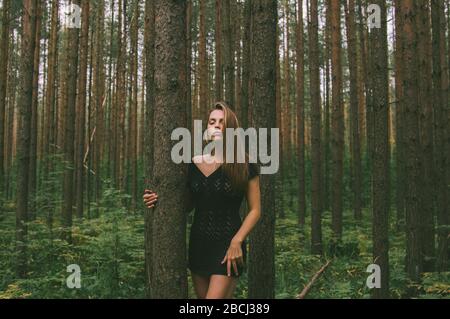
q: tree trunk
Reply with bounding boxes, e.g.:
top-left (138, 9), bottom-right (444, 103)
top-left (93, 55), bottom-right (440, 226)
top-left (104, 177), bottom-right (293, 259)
top-left (93, 0), bottom-right (105, 216)
top-left (215, 0), bottom-right (223, 101)
top-left (199, 0), bottom-right (208, 117)
top-left (129, 1), bottom-right (139, 212)
top-left (0, 0), bottom-right (11, 196)
top-left (28, 0), bottom-right (42, 221)
top-left (308, 0), bottom-right (322, 255)
top-left (296, 0), bottom-right (305, 225)
top-left (394, 0), bottom-right (406, 230)
top-left (248, 0), bottom-right (277, 299)
top-left (330, 0), bottom-right (344, 240)
top-left (431, 0), bottom-right (449, 272)
top-left (240, 0), bottom-right (251, 128)
top-left (186, 0), bottom-right (193, 131)
top-left (150, 0), bottom-right (188, 299)
top-left (222, 0), bottom-right (235, 107)
top-left (44, 0), bottom-right (58, 172)
top-left (416, 0), bottom-right (435, 272)
top-left (345, 0), bottom-right (362, 220)
top-left (62, 0), bottom-right (81, 242)
top-left (16, 0), bottom-right (37, 278)
top-left (402, 0), bottom-right (423, 283)
top-left (274, 21), bottom-right (284, 225)
top-left (370, 0), bottom-right (390, 298)
top-left (144, 0), bottom-right (155, 298)
top-left (75, 0), bottom-right (90, 219)
top-left (323, 0), bottom-right (331, 212)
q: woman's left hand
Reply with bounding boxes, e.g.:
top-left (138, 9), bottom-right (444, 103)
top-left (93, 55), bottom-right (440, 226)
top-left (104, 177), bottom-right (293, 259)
top-left (221, 240), bottom-right (244, 276)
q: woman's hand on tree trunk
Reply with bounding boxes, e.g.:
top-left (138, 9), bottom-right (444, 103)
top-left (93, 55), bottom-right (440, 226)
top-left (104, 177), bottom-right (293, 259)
top-left (143, 189), bottom-right (158, 209)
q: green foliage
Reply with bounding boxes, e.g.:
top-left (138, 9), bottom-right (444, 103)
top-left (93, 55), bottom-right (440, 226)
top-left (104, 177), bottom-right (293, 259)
top-left (0, 185), bottom-right (145, 299)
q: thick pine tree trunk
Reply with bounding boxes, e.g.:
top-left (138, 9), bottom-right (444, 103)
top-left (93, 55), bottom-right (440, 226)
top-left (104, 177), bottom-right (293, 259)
top-left (248, 0), bottom-right (277, 299)
top-left (370, 0), bottom-right (390, 299)
top-left (431, 0), bottom-right (449, 272)
top-left (416, 0), bottom-right (435, 272)
top-left (144, 0), bottom-right (155, 298)
top-left (402, 0), bottom-right (423, 284)
top-left (62, 0), bottom-right (81, 243)
top-left (150, 0), bottom-right (188, 299)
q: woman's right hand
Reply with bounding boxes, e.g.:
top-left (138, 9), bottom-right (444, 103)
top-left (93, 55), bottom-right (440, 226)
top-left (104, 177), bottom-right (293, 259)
top-left (143, 189), bottom-right (158, 209)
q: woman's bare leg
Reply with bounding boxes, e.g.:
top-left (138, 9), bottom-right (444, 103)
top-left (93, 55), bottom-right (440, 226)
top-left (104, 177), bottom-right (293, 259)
top-left (191, 271), bottom-right (210, 299)
top-left (206, 275), bottom-right (237, 299)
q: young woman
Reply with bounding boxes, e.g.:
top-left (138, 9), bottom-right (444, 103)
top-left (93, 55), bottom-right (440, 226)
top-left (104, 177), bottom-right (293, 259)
top-left (143, 101), bottom-right (261, 299)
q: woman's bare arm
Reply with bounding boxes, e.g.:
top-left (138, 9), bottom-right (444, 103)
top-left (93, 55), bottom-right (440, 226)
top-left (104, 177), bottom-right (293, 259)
top-left (231, 176), bottom-right (261, 244)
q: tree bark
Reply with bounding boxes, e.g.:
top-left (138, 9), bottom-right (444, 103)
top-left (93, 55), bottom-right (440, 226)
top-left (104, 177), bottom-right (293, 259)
top-left (0, 0), bottom-right (11, 196)
top-left (16, 0), bottom-right (37, 277)
top-left (248, 0), bottom-right (277, 299)
top-left (199, 0), bottom-right (208, 117)
top-left (416, 0), bottom-right (435, 272)
top-left (344, 0), bottom-right (362, 221)
top-left (215, 0), bottom-right (223, 101)
top-left (431, 0), bottom-right (449, 272)
top-left (150, 0), bottom-right (188, 299)
top-left (62, 0), bottom-right (81, 242)
top-left (330, 0), bottom-right (344, 240)
top-left (296, 0), bottom-right (305, 225)
top-left (370, 0), bottom-right (390, 298)
top-left (402, 0), bottom-right (423, 283)
top-left (308, 0), bottom-right (322, 255)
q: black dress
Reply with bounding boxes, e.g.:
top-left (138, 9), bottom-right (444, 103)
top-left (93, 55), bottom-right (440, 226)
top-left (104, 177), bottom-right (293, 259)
top-left (186, 161), bottom-right (260, 277)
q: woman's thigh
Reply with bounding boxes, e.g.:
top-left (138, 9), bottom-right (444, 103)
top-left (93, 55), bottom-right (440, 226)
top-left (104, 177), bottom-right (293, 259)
top-left (206, 274), bottom-right (238, 299)
top-left (191, 271), bottom-right (210, 299)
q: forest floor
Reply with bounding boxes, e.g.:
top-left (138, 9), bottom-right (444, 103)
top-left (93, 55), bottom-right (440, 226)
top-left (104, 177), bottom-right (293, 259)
top-left (0, 181), bottom-right (449, 299)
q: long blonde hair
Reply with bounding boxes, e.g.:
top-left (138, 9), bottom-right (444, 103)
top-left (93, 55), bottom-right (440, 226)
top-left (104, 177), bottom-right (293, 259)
top-left (204, 102), bottom-right (249, 193)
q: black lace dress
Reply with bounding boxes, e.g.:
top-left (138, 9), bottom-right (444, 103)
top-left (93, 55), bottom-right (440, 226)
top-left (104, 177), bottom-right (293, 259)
top-left (186, 161), bottom-right (260, 277)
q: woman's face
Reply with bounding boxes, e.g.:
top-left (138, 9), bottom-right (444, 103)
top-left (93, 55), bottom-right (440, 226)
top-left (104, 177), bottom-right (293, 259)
top-left (207, 109), bottom-right (224, 140)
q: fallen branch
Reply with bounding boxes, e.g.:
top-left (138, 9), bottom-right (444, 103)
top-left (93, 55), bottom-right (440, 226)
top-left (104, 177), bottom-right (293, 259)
top-left (297, 259), bottom-right (332, 299)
